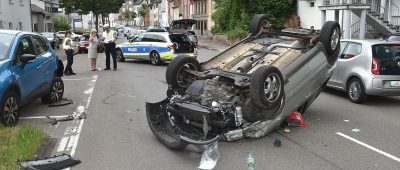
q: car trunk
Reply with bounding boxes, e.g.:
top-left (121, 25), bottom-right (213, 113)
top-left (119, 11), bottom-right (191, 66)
top-left (170, 34), bottom-right (196, 54)
top-left (372, 44), bottom-right (400, 75)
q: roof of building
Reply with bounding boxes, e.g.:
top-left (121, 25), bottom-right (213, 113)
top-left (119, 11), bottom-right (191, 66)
top-left (31, 4), bottom-right (50, 15)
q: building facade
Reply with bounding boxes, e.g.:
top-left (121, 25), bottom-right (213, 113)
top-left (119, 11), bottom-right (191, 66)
top-left (31, 0), bottom-right (63, 32)
top-left (0, 0), bottom-right (32, 31)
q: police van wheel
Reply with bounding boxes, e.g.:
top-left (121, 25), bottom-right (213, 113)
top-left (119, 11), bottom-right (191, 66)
top-left (116, 49), bottom-right (125, 62)
top-left (150, 51), bottom-right (162, 66)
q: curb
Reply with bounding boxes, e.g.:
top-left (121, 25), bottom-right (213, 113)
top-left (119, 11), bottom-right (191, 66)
top-left (35, 137), bottom-right (57, 159)
top-left (198, 43), bottom-right (228, 52)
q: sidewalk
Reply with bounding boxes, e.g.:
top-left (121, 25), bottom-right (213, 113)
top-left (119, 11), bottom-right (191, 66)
top-left (198, 39), bottom-right (230, 52)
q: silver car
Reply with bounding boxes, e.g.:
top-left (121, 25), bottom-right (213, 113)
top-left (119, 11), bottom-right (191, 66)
top-left (146, 14), bottom-right (342, 150)
top-left (327, 39), bottom-right (400, 103)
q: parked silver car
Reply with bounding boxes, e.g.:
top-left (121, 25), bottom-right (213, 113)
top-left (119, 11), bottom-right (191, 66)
top-left (327, 39), bottom-right (400, 103)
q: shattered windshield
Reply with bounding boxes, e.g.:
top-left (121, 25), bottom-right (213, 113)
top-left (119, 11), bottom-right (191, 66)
top-left (0, 33), bottom-right (15, 60)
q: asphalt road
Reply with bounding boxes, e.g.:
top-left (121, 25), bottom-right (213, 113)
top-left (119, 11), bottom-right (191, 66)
top-left (19, 40), bottom-right (400, 170)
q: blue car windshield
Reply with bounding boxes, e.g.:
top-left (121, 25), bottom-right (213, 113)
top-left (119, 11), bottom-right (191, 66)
top-left (0, 33), bottom-right (15, 60)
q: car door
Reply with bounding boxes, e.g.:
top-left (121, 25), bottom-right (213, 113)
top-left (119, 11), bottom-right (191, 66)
top-left (328, 41), bottom-right (349, 87)
top-left (32, 35), bottom-right (54, 91)
top-left (12, 35), bottom-right (44, 103)
top-left (336, 42), bottom-right (363, 88)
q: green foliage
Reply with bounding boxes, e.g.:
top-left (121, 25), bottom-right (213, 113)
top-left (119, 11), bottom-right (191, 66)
top-left (138, 4), bottom-right (149, 17)
top-left (226, 28), bottom-right (248, 39)
top-left (212, 0), bottom-right (297, 38)
top-left (52, 16), bottom-right (71, 32)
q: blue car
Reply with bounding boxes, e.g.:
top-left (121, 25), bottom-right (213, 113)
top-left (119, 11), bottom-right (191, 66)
top-left (0, 30), bottom-right (64, 126)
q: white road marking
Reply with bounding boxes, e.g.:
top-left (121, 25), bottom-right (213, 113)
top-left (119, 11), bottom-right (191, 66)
top-left (63, 78), bottom-right (94, 81)
top-left (336, 132), bottom-right (400, 163)
top-left (57, 137), bottom-right (69, 152)
top-left (56, 75), bottom-right (98, 157)
top-left (19, 115), bottom-right (71, 119)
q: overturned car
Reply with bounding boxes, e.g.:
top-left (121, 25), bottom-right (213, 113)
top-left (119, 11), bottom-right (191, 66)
top-left (146, 14), bottom-right (341, 150)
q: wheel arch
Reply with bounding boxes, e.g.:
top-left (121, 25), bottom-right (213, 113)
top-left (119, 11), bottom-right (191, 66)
top-left (346, 75), bottom-right (365, 90)
top-left (149, 49), bottom-right (159, 56)
top-left (5, 84), bottom-right (22, 99)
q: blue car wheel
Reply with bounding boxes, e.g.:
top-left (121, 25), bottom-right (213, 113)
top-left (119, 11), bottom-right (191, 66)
top-left (0, 91), bottom-right (20, 126)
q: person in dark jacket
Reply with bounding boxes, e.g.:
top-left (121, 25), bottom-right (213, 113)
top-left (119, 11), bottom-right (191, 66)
top-left (63, 31), bottom-right (77, 76)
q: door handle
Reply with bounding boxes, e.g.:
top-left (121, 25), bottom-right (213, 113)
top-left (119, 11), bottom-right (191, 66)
top-left (305, 92), bottom-right (312, 98)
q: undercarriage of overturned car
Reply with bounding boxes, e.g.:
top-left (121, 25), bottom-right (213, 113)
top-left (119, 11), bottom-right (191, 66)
top-left (146, 14), bottom-right (341, 150)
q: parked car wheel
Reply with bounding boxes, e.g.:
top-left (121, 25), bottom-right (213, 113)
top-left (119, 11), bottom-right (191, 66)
top-left (116, 49), bottom-right (125, 62)
top-left (347, 78), bottom-right (367, 104)
top-left (150, 51), bottom-right (162, 66)
top-left (250, 66), bottom-right (284, 110)
top-left (166, 55), bottom-right (201, 89)
top-left (0, 91), bottom-right (20, 126)
top-left (250, 14), bottom-right (271, 36)
top-left (319, 21), bottom-right (341, 65)
top-left (41, 77), bottom-right (64, 104)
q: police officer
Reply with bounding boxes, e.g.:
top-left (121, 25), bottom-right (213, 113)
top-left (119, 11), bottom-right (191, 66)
top-left (102, 25), bottom-right (118, 70)
top-left (63, 31), bottom-right (77, 75)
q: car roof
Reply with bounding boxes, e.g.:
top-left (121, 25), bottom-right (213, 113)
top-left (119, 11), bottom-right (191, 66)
top-left (341, 39), bottom-right (400, 45)
top-left (0, 30), bottom-right (22, 35)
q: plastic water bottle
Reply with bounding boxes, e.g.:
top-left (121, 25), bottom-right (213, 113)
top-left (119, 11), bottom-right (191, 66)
top-left (247, 152), bottom-right (255, 170)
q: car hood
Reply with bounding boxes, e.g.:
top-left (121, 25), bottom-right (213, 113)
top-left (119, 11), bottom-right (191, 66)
top-left (170, 19), bottom-right (197, 34)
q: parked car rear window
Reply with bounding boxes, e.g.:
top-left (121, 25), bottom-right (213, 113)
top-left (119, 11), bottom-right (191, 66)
top-left (387, 35), bottom-right (400, 42)
top-left (33, 36), bottom-right (49, 55)
top-left (342, 43), bottom-right (362, 59)
top-left (0, 33), bottom-right (15, 60)
top-left (372, 44), bottom-right (400, 75)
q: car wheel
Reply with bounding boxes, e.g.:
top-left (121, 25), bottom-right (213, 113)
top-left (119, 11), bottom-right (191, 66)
top-left (250, 66), bottom-right (284, 110)
top-left (166, 55), bottom-right (201, 89)
top-left (320, 21), bottom-right (341, 65)
top-left (75, 37), bottom-right (80, 41)
top-left (347, 78), bottom-right (367, 103)
top-left (250, 14), bottom-right (271, 36)
top-left (116, 49), bottom-right (125, 62)
top-left (150, 51), bottom-right (162, 66)
top-left (146, 101), bottom-right (188, 150)
top-left (0, 91), bottom-right (20, 126)
top-left (41, 77), bottom-right (64, 104)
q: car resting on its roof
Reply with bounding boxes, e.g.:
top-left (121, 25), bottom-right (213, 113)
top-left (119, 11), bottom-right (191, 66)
top-left (146, 14), bottom-right (341, 150)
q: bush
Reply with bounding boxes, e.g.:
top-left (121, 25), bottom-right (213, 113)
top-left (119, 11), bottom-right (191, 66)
top-left (226, 28), bottom-right (248, 39)
top-left (52, 16), bottom-right (71, 32)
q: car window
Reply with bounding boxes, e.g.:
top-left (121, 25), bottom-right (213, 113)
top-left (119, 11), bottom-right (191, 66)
top-left (15, 36), bottom-right (35, 59)
top-left (340, 41), bottom-right (348, 54)
top-left (341, 42), bottom-right (362, 59)
top-left (142, 34), bottom-right (159, 42)
top-left (0, 33), bottom-right (15, 60)
top-left (33, 36), bottom-right (49, 55)
top-left (156, 35), bottom-right (167, 42)
top-left (387, 35), bottom-right (400, 42)
top-left (372, 44), bottom-right (400, 75)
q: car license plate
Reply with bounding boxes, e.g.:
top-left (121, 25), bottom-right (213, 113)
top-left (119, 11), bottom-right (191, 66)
top-left (128, 48), bottom-right (137, 52)
top-left (390, 81), bottom-right (400, 87)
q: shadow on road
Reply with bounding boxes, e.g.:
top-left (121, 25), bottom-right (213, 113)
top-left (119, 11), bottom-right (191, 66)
top-left (323, 88), bottom-right (400, 106)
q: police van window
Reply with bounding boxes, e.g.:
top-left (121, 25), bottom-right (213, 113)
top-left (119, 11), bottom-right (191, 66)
top-left (341, 42), bottom-right (362, 59)
top-left (156, 35), bottom-right (167, 42)
top-left (33, 35), bottom-right (49, 55)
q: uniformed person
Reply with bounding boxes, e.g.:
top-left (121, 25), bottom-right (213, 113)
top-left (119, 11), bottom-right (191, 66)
top-left (102, 25), bottom-right (118, 70)
top-left (63, 31), bottom-right (77, 75)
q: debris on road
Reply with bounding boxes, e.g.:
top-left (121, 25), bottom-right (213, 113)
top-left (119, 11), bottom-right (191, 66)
top-left (286, 111), bottom-right (309, 128)
top-left (352, 128), bottom-right (360, 133)
top-left (283, 127), bottom-right (291, 133)
top-left (46, 112), bottom-right (87, 125)
top-left (19, 154), bottom-right (81, 170)
top-left (48, 98), bottom-right (74, 107)
top-left (198, 142), bottom-right (220, 170)
top-left (274, 138), bottom-right (282, 147)
top-left (247, 152), bottom-right (255, 170)
top-left (344, 120), bottom-right (350, 122)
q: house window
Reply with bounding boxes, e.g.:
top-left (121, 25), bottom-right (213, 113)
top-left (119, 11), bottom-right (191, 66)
top-left (0, 20), bottom-right (3, 29)
top-left (9, 0), bottom-right (14, 4)
top-left (19, 22), bottom-right (22, 30)
top-left (19, 0), bottom-right (23, 5)
top-left (310, 2), bottom-right (315, 7)
top-left (9, 22), bottom-right (13, 29)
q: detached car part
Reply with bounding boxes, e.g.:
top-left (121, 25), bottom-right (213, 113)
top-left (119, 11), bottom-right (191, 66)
top-left (146, 14), bottom-right (341, 150)
top-left (19, 154), bottom-right (81, 170)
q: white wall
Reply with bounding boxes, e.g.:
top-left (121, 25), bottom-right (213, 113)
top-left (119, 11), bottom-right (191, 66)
top-left (0, 0), bottom-right (32, 31)
top-left (298, 0), bottom-right (343, 30)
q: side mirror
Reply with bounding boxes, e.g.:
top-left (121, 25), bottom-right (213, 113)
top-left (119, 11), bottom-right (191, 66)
top-left (20, 54), bottom-right (36, 64)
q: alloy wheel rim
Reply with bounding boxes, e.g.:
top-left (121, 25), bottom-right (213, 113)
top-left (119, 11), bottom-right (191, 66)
top-left (349, 81), bottom-right (361, 100)
top-left (50, 82), bottom-right (63, 102)
top-left (264, 73), bottom-right (281, 103)
top-left (151, 53), bottom-right (159, 64)
top-left (177, 63), bottom-right (198, 87)
top-left (331, 27), bottom-right (340, 50)
top-left (117, 51), bottom-right (122, 59)
top-left (3, 96), bottom-right (18, 125)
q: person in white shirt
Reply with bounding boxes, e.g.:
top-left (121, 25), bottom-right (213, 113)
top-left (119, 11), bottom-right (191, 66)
top-left (88, 29), bottom-right (99, 71)
top-left (62, 31), bottom-right (77, 76)
top-left (102, 26), bottom-right (118, 70)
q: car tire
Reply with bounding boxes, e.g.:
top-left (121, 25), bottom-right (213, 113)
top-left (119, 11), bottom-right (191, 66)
top-left (320, 21), bottom-right (341, 65)
top-left (250, 66), bottom-right (284, 110)
top-left (146, 102), bottom-right (188, 150)
top-left (150, 51), bottom-right (162, 66)
top-left (346, 78), bottom-right (367, 104)
top-left (116, 49), bottom-right (125, 62)
top-left (0, 90), bottom-right (20, 126)
top-left (250, 14), bottom-right (270, 36)
top-left (41, 77), bottom-right (64, 104)
top-left (75, 37), bottom-right (80, 41)
top-left (166, 55), bottom-right (201, 89)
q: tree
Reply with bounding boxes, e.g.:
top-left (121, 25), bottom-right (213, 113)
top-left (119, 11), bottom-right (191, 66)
top-left (138, 4), bottom-right (149, 17)
top-left (60, 0), bottom-right (125, 31)
top-left (52, 16), bottom-right (71, 32)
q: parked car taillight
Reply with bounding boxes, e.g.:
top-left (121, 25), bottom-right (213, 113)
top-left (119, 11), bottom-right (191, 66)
top-left (167, 44), bottom-right (174, 49)
top-left (372, 57), bottom-right (380, 75)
